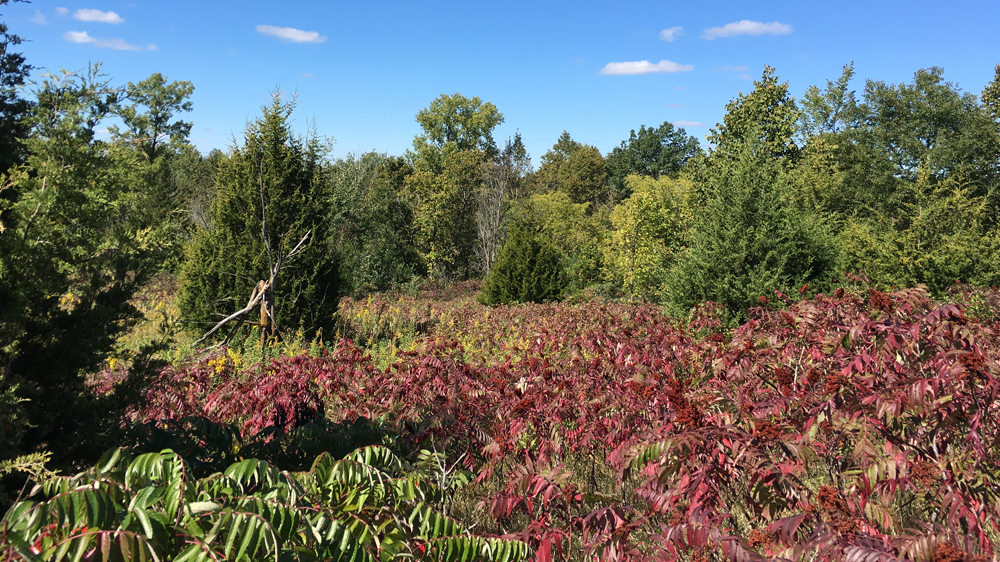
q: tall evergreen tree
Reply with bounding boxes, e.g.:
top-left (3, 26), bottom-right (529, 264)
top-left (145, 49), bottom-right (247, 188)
top-left (669, 137), bottom-right (837, 322)
top-left (178, 96), bottom-right (340, 339)
top-left (0, 0), bottom-right (32, 175)
top-left (671, 68), bottom-right (837, 323)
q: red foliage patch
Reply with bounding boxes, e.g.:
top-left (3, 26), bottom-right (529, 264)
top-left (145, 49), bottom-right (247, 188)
top-left (121, 286), bottom-right (1000, 561)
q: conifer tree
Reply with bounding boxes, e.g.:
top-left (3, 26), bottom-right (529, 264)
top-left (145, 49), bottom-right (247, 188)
top-left (479, 219), bottom-right (566, 305)
top-left (178, 96), bottom-right (339, 338)
top-left (669, 129), bottom-right (837, 322)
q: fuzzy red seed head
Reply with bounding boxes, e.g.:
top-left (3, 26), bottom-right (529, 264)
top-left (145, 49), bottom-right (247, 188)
top-left (933, 542), bottom-right (966, 562)
top-left (868, 289), bottom-right (893, 312)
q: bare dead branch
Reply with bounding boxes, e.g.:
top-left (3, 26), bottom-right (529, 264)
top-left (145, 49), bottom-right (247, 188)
top-left (194, 280), bottom-right (268, 346)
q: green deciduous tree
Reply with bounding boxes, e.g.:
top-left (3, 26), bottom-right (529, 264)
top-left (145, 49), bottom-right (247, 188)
top-left (109, 72), bottom-right (194, 164)
top-left (178, 96), bottom-right (340, 340)
top-left (606, 122), bottom-right (701, 199)
top-left (330, 152), bottom-right (420, 293)
top-left (104, 73), bottom-right (198, 271)
top-left (984, 64), bottom-right (1000, 122)
top-left (527, 132), bottom-right (608, 205)
top-left (799, 62), bottom-right (860, 140)
top-left (407, 150), bottom-right (483, 279)
top-left (604, 175), bottom-right (693, 298)
top-left (707, 65), bottom-right (801, 165)
top-left (409, 93), bottom-right (503, 173)
top-left (860, 67), bottom-right (1000, 197)
top-left (479, 218), bottom-right (566, 305)
top-left (0, 66), bottom-right (151, 461)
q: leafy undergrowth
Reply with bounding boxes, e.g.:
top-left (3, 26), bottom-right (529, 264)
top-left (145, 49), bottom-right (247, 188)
top-left (1, 445), bottom-right (530, 561)
top-left (118, 285), bottom-right (1000, 560)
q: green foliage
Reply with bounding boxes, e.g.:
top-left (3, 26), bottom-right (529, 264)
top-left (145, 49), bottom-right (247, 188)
top-left (0, 446), bottom-right (531, 562)
top-left (799, 62), bottom-right (860, 139)
top-left (669, 130), bottom-right (838, 322)
top-left (706, 65), bottom-right (801, 165)
top-left (0, 1), bottom-right (32, 174)
top-left (109, 72), bottom-right (194, 164)
top-left (331, 152), bottom-right (421, 294)
top-left (862, 68), bottom-right (998, 187)
top-left (409, 93), bottom-right (504, 173)
top-left (604, 175), bottom-right (693, 298)
top-left (813, 66), bottom-right (1000, 221)
top-left (479, 220), bottom-right (566, 305)
top-left (984, 64), bottom-right (1000, 122)
top-left (519, 192), bottom-right (606, 292)
top-left (406, 150), bottom-right (483, 279)
top-left (178, 96), bottom-right (340, 338)
top-left (0, 65), bottom-right (153, 461)
top-left (606, 122), bottom-right (701, 199)
top-left (840, 170), bottom-right (1000, 294)
top-left (528, 132), bottom-right (608, 205)
top-left (170, 146), bottom-right (225, 232)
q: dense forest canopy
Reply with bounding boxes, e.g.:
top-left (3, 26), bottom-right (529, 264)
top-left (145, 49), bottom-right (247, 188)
top-left (2, 6), bottom-right (1000, 560)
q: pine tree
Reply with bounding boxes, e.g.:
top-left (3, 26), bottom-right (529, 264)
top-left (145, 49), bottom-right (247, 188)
top-left (479, 219), bottom-right (566, 305)
top-left (178, 96), bottom-right (340, 339)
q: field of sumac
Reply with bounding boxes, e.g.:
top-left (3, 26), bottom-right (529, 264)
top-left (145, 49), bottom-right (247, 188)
top-left (131, 282), bottom-right (1000, 562)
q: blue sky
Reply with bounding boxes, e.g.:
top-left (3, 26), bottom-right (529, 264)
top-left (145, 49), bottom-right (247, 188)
top-left (7, 0), bottom-right (1000, 164)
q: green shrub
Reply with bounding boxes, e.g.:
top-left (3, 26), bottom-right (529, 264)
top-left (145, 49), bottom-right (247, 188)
top-left (1, 446), bottom-right (531, 561)
top-left (479, 221), bottom-right (566, 305)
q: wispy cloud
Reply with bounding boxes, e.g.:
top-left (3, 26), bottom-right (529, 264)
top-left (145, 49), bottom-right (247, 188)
top-left (64, 31), bottom-right (156, 51)
top-left (599, 60), bottom-right (693, 75)
top-left (29, 10), bottom-right (47, 24)
top-left (714, 65), bottom-right (749, 72)
top-left (658, 26), bottom-right (683, 42)
top-left (702, 20), bottom-right (792, 40)
top-left (73, 9), bottom-right (124, 24)
top-left (56, 7), bottom-right (69, 15)
top-left (739, 73), bottom-right (752, 80)
top-left (301, 73), bottom-right (315, 77)
top-left (256, 25), bottom-right (326, 44)
top-left (665, 103), bottom-right (686, 108)
top-left (673, 120), bottom-right (706, 127)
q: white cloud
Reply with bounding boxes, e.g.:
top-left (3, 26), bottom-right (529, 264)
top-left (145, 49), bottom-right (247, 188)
top-left (701, 20), bottom-right (792, 40)
top-left (64, 31), bottom-right (156, 51)
top-left (599, 60), bottom-right (693, 75)
top-left (73, 9), bottom-right (124, 24)
top-left (29, 10), bottom-right (47, 24)
top-left (255, 25), bottom-right (326, 44)
top-left (664, 103), bottom-right (685, 108)
top-left (658, 26), bottom-right (683, 42)
top-left (673, 120), bottom-right (706, 127)
top-left (714, 65), bottom-right (749, 72)
top-left (56, 7), bottom-right (69, 15)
